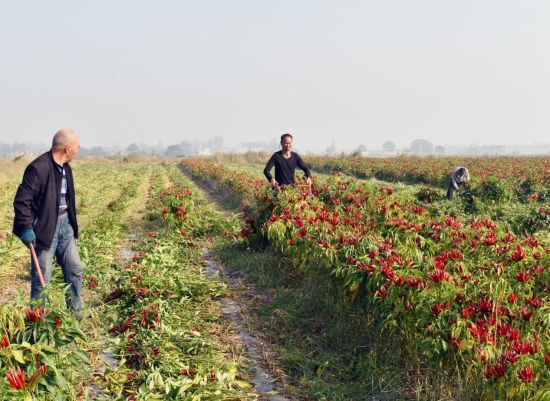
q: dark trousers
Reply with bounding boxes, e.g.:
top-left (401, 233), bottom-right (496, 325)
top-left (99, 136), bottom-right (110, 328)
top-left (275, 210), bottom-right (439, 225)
top-left (447, 180), bottom-right (459, 200)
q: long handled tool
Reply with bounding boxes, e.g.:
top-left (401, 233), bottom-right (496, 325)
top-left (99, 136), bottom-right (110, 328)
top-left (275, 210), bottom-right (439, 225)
top-left (29, 243), bottom-right (46, 288)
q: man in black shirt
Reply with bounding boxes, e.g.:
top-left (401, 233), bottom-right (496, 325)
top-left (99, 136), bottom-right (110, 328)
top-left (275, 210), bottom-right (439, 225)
top-left (13, 129), bottom-right (84, 311)
top-left (263, 133), bottom-right (312, 190)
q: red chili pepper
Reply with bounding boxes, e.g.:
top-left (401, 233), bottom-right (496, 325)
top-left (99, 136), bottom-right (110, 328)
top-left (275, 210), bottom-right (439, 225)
top-left (10, 368), bottom-right (21, 389)
top-left (0, 334), bottom-right (9, 348)
top-left (15, 367), bottom-right (26, 389)
top-left (5, 366), bottom-right (26, 390)
top-left (27, 364), bottom-right (49, 388)
top-left (6, 371), bottom-right (18, 389)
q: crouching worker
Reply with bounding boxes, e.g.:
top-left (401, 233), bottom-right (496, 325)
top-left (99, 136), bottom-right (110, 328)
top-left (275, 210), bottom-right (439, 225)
top-left (447, 166), bottom-right (470, 200)
top-left (263, 133), bottom-right (312, 190)
top-left (13, 129), bottom-right (84, 312)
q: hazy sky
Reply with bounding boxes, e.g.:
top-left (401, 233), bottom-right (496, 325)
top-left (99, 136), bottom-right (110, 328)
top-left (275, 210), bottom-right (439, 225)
top-left (1, 1), bottom-right (549, 152)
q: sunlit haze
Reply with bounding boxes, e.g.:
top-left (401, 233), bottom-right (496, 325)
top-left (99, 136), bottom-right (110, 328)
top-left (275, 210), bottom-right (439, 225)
top-left (1, 1), bottom-right (549, 153)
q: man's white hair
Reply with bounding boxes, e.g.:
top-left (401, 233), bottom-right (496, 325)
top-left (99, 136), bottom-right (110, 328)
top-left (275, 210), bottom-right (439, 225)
top-left (52, 129), bottom-right (77, 149)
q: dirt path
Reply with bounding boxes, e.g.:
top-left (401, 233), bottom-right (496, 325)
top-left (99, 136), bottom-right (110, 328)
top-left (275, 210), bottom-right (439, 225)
top-left (181, 168), bottom-right (292, 401)
top-left (202, 251), bottom-right (290, 401)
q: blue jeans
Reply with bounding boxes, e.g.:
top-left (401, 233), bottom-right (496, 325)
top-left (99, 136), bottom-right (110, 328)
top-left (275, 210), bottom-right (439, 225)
top-left (30, 213), bottom-right (83, 311)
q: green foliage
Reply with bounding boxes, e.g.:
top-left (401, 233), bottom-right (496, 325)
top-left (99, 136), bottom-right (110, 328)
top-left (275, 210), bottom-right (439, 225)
top-left (474, 176), bottom-right (510, 202)
top-left (191, 158), bottom-right (550, 400)
top-left (216, 243), bottom-right (450, 401)
top-left (93, 166), bottom-right (255, 400)
top-left (457, 183), bottom-right (480, 214)
top-left (513, 205), bottom-right (550, 234)
top-left (0, 286), bottom-right (87, 400)
top-left (514, 179), bottom-right (536, 203)
top-left (537, 189), bottom-right (550, 203)
top-left (416, 186), bottom-right (442, 203)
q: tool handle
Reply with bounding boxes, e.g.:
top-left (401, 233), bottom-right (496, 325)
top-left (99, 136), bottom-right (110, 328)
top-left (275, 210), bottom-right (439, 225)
top-left (29, 244), bottom-right (46, 288)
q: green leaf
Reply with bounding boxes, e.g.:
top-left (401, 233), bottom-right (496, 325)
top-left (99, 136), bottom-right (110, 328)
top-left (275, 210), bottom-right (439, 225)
top-left (235, 379), bottom-right (252, 389)
top-left (73, 349), bottom-right (90, 363)
top-left (41, 357), bottom-right (56, 367)
top-left (11, 349), bottom-right (26, 364)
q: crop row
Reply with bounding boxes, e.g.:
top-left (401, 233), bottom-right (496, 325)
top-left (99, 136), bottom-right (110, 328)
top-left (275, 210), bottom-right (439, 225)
top-left (1, 162), bottom-right (255, 400)
top-left (89, 164), bottom-right (254, 400)
top-left (307, 155), bottom-right (550, 201)
top-left (0, 165), bottom-right (157, 400)
top-left (182, 159), bottom-right (549, 400)
top-left (0, 163), bottom-right (153, 400)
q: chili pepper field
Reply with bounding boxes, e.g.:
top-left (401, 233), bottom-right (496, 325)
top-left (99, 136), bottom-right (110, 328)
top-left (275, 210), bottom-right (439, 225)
top-left (0, 155), bottom-right (548, 401)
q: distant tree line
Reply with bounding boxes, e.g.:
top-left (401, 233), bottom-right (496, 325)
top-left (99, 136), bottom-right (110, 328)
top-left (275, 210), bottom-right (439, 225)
top-left (1, 137), bottom-right (548, 157)
top-left (0, 136), bottom-right (227, 158)
top-left (0, 135), bottom-right (286, 158)
top-left (334, 139), bottom-right (550, 156)
top-left (342, 139), bottom-right (447, 156)
top-left (0, 142), bottom-right (47, 155)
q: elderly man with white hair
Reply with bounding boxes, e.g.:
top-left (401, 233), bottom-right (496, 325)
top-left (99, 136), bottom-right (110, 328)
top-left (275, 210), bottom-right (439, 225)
top-left (13, 129), bottom-right (84, 311)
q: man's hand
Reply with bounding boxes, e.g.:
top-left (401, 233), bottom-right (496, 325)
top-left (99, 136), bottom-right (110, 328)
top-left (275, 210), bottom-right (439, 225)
top-left (306, 177), bottom-right (312, 185)
top-left (271, 178), bottom-right (281, 191)
top-left (19, 228), bottom-right (36, 248)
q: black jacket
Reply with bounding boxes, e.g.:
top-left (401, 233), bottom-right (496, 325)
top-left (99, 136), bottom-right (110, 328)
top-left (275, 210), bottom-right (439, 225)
top-left (13, 151), bottom-right (78, 250)
top-left (263, 151), bottom-right (311, 185)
